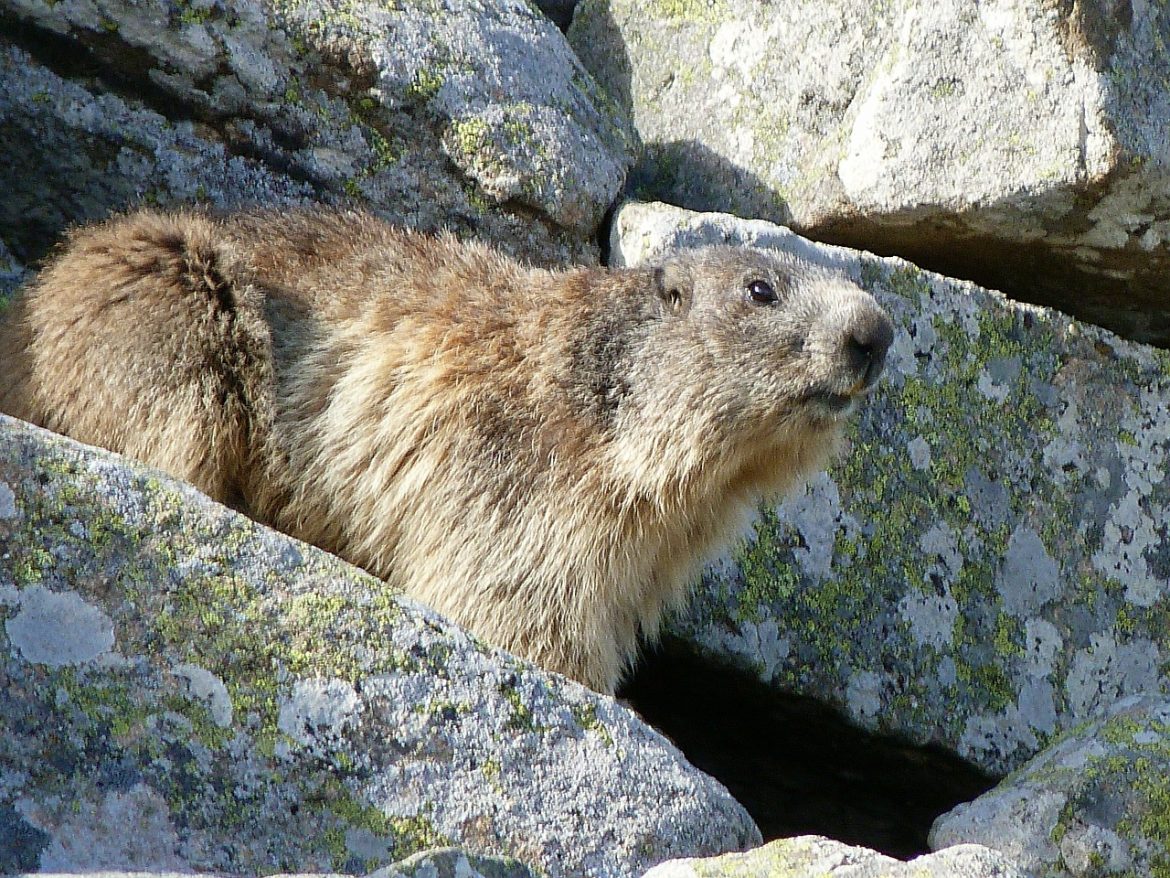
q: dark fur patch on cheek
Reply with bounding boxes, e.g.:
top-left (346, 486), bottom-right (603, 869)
top-left (568, 312), bottom-right (635, 426)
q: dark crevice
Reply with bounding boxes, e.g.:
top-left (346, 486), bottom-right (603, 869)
top-left (597, 198), bottom-right (618, 267)
top-left (620, 638), bottom-right (999, 860)
top-left (214, 122), bottom-right (326, 191)
top-left (534, 0), bottom-right (578, 32)
top-left (813, 216), bottom-right (1170, 350)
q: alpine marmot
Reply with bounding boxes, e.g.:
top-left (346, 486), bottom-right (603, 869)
top-left (0, 209), bottom-right (893, 694)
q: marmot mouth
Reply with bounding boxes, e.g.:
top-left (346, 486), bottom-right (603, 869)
top-left (801, 386), bottom-right (872, 420)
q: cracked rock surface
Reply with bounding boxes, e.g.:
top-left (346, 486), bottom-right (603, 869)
top-left (1, 0), bottom-right (635, 269)
top-left (0, 414), bottom-right (759, 877)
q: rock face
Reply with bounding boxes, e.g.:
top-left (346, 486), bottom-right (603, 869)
top-left (570, 0), bottom-right (1170, 345)
top-left (643, 836), bottom-right (1029, 878)
top-left (0, 414), bottom-right (760, 877)
top-left (614, 201), bottom-right (1170, 780)
top-left (6, 0), bottom-right (1170, 867)
top-left (0, 39), bottom-right (315, 265)
top-left (0, 0), bottom-right (634, 269)
top-left (932, 695), bottom-right (1170, 878)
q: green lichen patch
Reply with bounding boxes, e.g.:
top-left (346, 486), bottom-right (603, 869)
top-left (644, 0), bottom-right (726, 24)
top-left (570, 702), bottom-right (615, 748)
top-left (407, 67), bottom-right (445, 104)
top-left (176, 1), bottom-right (215, 26)
top-left (306, 776), bottom-right (450, 872)
top-left (501, 102), bottom-right (538, 151)
top-left (1016, 705), bottom-right (1170, 877)
top-left (498, 681), bottom-right (543, 734)
top-left (861, 262), bottom-right (932, 307)
top-left (732, 506), bottom-right (803, 625)
top-left (448, 116), bottom-right (492, 161)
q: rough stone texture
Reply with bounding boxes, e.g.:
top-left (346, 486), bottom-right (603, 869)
top-left (1, 0), bottom-right (634, 269)
top-left (931, 695), bottom-right (1170, 878)
top-left (571, 0), bottom-right (1170, 346)
top-left (642, 836), bottom-right (1029, 878)
top-left (372, 846), bottom-right (539, 878)
top-left (21, 847), bottom-right (537, 878)
top-left (613, 201), bottom-right (1170, 778)
top-left (0, 36), bottom-right (315, 266)
top-left (0, 413), bottom-right (759, 877)
top-left (22, 875), bottom-right (348, 878)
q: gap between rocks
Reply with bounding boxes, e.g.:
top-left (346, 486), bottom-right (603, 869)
top-left (812, 213), bottom-right (1170, 350)
top-left (619, 638), bottom-right (1000, 860)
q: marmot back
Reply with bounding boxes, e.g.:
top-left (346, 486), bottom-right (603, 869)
top-left (0, 208), bottom-right (893, 694)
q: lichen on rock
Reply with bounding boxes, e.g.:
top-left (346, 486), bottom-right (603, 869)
top-left (613, 201), bottom-right (1170, 779)
top-left (1, 0), bottom-right (633, 270)
top-left (643, 834), bottom-right (1029, 878)
top-left (0, 413), bottom-right (759, 877)
top-left (932, 695), bottom-right (1170, 878)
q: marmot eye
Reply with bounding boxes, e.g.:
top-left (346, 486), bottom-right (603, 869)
top-left (747, 279), bottom-right (777, 304)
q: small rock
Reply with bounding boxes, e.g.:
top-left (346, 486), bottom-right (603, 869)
top-left (643, 836), bottom-right (1030, 878)
top-left (932, 695), bottom-right (1170, 878)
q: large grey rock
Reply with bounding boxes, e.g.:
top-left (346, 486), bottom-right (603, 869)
top-left (1, 0), bottom-right (633, 268)
top-left (643, 836), bottom-right (1029, 878)
top-left (932, 695), bottom-right (1170, 878)
top-left (0, 414), bottom-right (759, 877)
top-left (571, 1), bottom-right (1170, 345)
top-left (614, 201), bottom-right (1170, 777)
top-left (20, 847), bottom-right (536, 878)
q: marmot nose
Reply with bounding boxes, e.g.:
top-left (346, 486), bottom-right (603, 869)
top-left (844, 310), bottom-right (894, 389)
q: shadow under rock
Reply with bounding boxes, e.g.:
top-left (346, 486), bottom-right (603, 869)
top-left (619, 638), bottom-right (999, 860)
top-left (626, 139), bottom-right (793, 229)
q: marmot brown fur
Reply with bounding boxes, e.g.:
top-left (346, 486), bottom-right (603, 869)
top-left (0, 209), bottom-right (893, 694)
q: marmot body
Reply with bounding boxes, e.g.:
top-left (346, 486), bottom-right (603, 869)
top-left (0, 209), bottom-right (893, 694)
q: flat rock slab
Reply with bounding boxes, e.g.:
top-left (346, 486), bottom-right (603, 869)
top-left (644, 836), bottom-right (1028, 878)
top-left (613, 201), bottom-right (1170, 778)
top-left (0, 414), bottom-right (759, 877)
top-left (572, 0), bottom-right (1170, 344)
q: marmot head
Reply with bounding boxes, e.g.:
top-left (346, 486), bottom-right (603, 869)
top-left (640, 245), bottom-right (894, 440)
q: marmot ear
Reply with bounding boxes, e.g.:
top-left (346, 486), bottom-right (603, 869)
top-left (654, 263), bottom-right (693, 316)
